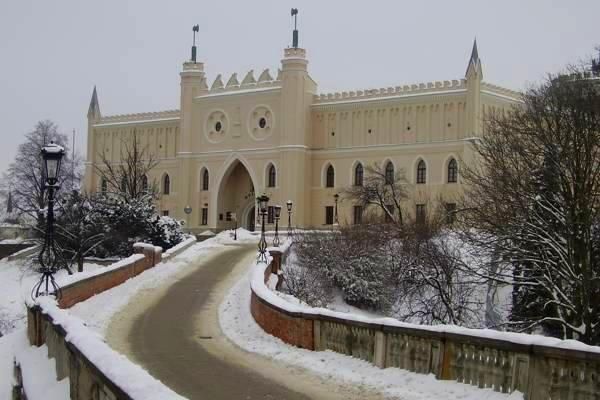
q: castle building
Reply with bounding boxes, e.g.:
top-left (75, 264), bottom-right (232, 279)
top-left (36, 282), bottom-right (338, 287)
top-left (83, 27), bottom-right (520, 232)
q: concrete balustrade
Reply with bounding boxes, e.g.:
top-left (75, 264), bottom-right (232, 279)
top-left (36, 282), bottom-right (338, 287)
top-left (251, 249), bottom-right (600, 399)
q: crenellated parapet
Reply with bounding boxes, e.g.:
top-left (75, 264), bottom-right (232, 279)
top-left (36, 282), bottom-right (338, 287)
top-left (94, 109), bottom-right (181, 126)
top-left (481, 82), bottom-right (522, 101)
top-left (196, 68), bottom-right (282, 98)
top-left (313, 79), bottom-right (467, 104)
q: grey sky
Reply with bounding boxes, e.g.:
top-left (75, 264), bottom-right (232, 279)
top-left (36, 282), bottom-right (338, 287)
top-left (1, 0), bottom-right (598, 176)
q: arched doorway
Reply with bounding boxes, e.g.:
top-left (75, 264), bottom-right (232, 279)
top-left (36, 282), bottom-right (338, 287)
top-left (216, 160), bottom-right (256, 231)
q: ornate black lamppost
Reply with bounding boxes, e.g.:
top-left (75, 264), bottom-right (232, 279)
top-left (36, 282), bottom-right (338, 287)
top-left (33, 142), bottom-right (65, 299)
top-left (273, 205), bottom-right (282, 247)
top-left (286, 200), bottom-right (293, 238)
top-left (334, 193), bottom-right (339, 224)
top-left (257, 194), bottom-right (269, 263)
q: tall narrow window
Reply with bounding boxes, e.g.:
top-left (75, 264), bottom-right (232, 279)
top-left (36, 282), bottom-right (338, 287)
top-left (385, 161), bottom-right (394, 185)
top-left (354, 163), bottom-right (363, 186)
top-left (121, 176), bottom-right (127, 192)
top-left (202, 169), bottom-right (209, 191)
top-left (353, 206), bottom-right (363, 225)
top-left (201, 207), bottom-right (208, 225)
top-left (163, 174), bottom-right (171, 195)
top-left (416, 204), bottom-right (426, 224)
top-left (385, 204), bottom-right (394, 223)
top-left (416, 160), bottom-right (427, 184)
top-left (326, 165), bottom-right (335, 188)
top-left (141, 175), bottom-right (148, 192)
top-left (447, 158), bottom-right (458, 183)
top-left (100, 178), bottom-right (107, 193)
top-left (325, 206), bottom-right (334, 225)
top-left (267, 206), bottom-right (275, 224)
top-left (267, 164), bottom-right (276, 188)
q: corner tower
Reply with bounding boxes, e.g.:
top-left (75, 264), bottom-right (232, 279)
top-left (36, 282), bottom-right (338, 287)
top-left (465, 39), bottom-right (483, 137)
top-left (279, 9), bottom-right (316, 227)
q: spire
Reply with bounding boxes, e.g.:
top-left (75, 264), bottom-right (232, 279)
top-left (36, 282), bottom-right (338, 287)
top-left (6, 190), bottom-right (13, 214)
top-left (465, 38), bottom-right (483, 79)
top-left (87, 86), bottom-right (101, 120)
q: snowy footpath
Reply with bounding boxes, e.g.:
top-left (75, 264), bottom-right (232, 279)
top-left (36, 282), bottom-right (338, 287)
top-left (219, 259), bottom-right (524, 400)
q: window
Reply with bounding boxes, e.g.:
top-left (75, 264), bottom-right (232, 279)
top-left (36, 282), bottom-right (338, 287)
top-left (353, 206), bottom-right (363, 225)
top-left (416, 160), bottom-right (426, 184)
top-left (226, 211), bottom-right (232, 222)
top-left (325, 206), bottom-right (334, 225)
top-left (201, 208), bottom-right (208, 225)
top-left (446, 203), bottom-right (457, 225)
top-left (267, 164), bottom-right (276, 188)
top-left (385, 204), bottom-right (394, 223)
top-left (141, 175), bottom-right (148, 192)
top-left (447, 158), bottom-right (458, 183)
top-left (101, 178), bottom-right (107, 193)
top-left (416, 204), bottom-right (426, 224)
top-left (202, 169), bottom-right (209, 191)
top-left (267, 206), bottom-right (275, 224)
top-left (162, 210), bottom-right (169, 216)
top-left (354, 163), bottom-right (363, 186)
top-left (163, 174), bottom-right (171, 195)
top-left (121, 176), bottom-right (127, 192)
top-left (326, 165), bottom-right (335, 188)
top-left (385, 162), bottom-right (394, 185)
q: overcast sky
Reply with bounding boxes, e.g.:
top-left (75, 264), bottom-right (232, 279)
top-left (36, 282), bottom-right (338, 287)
top-left (1, 0), bottom-right (598, 176)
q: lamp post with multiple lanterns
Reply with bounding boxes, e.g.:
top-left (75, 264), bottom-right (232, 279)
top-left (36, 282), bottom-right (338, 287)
top-left (256, 194), bottom-right (270, 263)
top-left (32, 142), bottom-right (66, 299)
top-left (334, 193), bottom-right (340, 225)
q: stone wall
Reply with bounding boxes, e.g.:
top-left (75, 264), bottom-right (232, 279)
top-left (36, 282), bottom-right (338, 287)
top-left (0, 243), bottom-right (33, 260)
top-left (251, 250), bottom-right (600, 399)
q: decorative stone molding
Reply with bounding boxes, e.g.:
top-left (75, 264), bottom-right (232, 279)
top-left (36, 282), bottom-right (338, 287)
top-left (205, 110), bottom-right (229, 143)
top-left (95, 110), bottom-right (180, 126)
top-left (247, 105), bottom-right (275, 141)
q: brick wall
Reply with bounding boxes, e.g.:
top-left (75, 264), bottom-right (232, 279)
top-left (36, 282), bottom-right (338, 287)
top-left (58, 244), bottom-right (161, 309)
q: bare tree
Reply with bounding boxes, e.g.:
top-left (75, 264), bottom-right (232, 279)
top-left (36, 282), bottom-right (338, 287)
top-left (344, 163), bottom-right (409, 225)
top-left (4, 120), bottom-right (80, 225)
top-left (94, 131), bottom-right (158, 202)
top-left (460, 70), bottom-right (600, 343)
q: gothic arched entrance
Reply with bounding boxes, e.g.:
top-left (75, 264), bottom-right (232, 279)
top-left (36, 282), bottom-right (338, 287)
top-left (216, 160), bottom-right (256, 231)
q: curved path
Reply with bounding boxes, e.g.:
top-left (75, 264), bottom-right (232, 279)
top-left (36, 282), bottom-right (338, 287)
top-left (110, 243), bottom-right (384, 400)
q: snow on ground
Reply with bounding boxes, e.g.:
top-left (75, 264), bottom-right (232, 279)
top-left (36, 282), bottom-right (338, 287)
top-left (0, 329), bottom-right (29, 399)
top-left (16, 340), bottom-right (70, 400)
top-left (219, 262), bottom-right (524, 400)
top-left (0, 258), bottom-right (103, 336)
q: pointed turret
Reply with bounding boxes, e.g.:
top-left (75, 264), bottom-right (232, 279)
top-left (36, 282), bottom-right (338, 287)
top-left (87, 86), bottom-right (101, 120)
top-left (465, 39), bottom-right (483, 137)
top-left (465, 39), bottom-right (483, 79)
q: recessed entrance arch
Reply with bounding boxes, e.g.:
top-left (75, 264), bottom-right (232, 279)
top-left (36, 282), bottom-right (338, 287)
top-left (215, 159), bottom-right (256, 231)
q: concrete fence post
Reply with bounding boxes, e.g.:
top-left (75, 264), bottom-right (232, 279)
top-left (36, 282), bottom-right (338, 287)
top-left (374, 331), bottom-right (386, 368)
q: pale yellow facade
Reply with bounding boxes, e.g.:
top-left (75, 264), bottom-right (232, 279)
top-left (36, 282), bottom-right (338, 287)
top-left (84, 41), bottom-right (520, 232)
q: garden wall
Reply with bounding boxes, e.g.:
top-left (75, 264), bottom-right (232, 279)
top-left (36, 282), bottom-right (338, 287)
top-left (251, 249), bottom-right (600, 400)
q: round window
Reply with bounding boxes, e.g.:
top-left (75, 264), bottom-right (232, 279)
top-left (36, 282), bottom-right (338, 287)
top-left (215, 121), bottom-right (222, 132)
top-left (258, 117), bottom-right (267, 129)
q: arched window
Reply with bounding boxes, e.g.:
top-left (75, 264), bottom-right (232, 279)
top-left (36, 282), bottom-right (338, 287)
top-left (163, 174), bottom-right (171, 195)
top-left (141, 175), bottom-right (148, 192)
top-left (447, 158), bottom-right (458, 183)
top-left (101, 178), bottom-right (107, 193)
top-left (202, 169), bottom-right (209, 191)
top-left (385, 161), bottom-right (394, 185)
top-left (326, 164), bottom-right (335, 188)
top-left (354, 163), bottom-right (363, 186)
top-left (416, 160), bottom-right (427, 184)
top-left (267, 164), bottom-right (276, 188)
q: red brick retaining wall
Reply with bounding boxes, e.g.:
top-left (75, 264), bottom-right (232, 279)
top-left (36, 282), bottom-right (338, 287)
top-left (58, 244), bottom-right (162, 308)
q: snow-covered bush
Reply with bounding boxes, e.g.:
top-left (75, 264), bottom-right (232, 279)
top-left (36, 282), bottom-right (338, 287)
top-left (282, 252), bottom-right (333, 308)
top-left (86, 194), bottom-right (183, 257)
